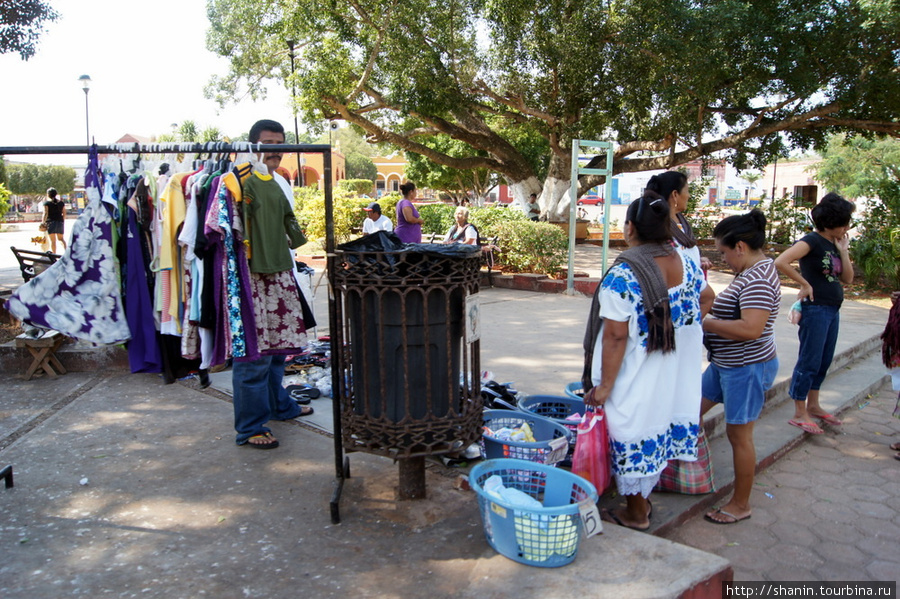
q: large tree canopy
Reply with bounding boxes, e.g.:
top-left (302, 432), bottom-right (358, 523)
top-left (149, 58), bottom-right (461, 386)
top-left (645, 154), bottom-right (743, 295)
top-left (206, 0), bottom-right (900, 218)
top-left (0, 0), bottom-right (58, 60)
top-left (7, 163), bottom-right (75, 198)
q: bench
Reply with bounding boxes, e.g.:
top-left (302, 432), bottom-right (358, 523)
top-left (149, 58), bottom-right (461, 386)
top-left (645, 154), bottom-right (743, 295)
top-left (16, 330), bottom-right (67, 380)
top-left (10, 246), bottom-right (61, 282)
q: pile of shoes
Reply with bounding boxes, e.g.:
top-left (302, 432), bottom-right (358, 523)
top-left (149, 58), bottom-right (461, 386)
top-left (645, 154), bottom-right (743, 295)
top-left (285, 384), bottom-right (321, 405)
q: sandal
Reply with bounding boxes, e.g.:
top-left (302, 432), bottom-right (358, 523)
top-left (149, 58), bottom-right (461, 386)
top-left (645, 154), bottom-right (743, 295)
top-left (788, 419), bottom-right (824, 435)
top-left (889, 442), bottom-right (900, 451)
top-left (704, 508), bottom-right (751, 525)
top-left (813, 412), bottom-right (842, 426)
top-left (601, 508), bottom-right (650, 532)
top-left (242, 432), bottom-right (279, 450)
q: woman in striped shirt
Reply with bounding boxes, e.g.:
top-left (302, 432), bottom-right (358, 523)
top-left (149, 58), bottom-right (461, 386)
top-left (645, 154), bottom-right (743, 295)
top-left (700, 210), bottom-right (781, 525)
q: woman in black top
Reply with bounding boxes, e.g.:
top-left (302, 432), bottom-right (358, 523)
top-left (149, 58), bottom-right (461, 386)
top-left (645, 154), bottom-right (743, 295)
top-left (775, 193), bottom-right (855, 434)
top-left (42, 187), bottom-right (67, 253)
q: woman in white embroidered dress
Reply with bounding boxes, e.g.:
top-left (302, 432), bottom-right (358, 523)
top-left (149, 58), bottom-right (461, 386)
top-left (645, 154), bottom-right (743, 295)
top-left (585, 192), bottom-right (712, 531)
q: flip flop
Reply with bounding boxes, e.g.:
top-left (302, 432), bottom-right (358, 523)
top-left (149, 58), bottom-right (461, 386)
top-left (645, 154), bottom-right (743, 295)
top-left (888, 442), bottom-right (900, 451)
top-left (289, 405), bottom-right (314, 418)
top-left (704, 508), bottom-right (751, 525)
top-left (813, 413), bottom-right (842, 426)
top-left (242, 432), bottom-right (279, 450)
top-left (601, 508), bottom-right (650, 532)
top-left (789, 419), bottom-right (824, 435)
top-left (286, 384), bottom-right (321, 399)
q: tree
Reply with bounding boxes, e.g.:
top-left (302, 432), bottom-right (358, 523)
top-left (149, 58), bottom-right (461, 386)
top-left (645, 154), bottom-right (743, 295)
top-left (0, 0), bottom-right (58, 60)
top-left (206, 0), bottom-right (900, 221)
top-left (345, 152), bottom-right (377, 181)
top-left (404, 136), bottom-right (499, 204)
top-left (812, 134), bottom-right (900, 200)
top-left (814, 134), bottom-right (900, 287)
top-left (7, 164), bottom-right (76, 205)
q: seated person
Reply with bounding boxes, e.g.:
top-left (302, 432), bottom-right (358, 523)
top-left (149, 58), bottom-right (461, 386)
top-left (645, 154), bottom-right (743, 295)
top-left (445, 206), bottom-right (479, 245)
top-left (526, 193), bottom-right (540, 221)
top-left (362, 202), bottom-right (393, 234)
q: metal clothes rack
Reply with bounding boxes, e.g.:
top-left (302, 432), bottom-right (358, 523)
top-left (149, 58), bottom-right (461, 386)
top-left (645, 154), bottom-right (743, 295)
top-left (1, 143), bottom-right (350, 523)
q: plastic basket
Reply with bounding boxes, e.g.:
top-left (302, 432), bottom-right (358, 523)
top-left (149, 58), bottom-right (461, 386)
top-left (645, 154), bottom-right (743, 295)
top-left (469, 458), bottom-right (599, 567)
top-left (517, 394), bottom-right (585, 435)
top-left (481, 410), bottom-right (571, 464)
top-left (564, 382), bottom-right (584, 401)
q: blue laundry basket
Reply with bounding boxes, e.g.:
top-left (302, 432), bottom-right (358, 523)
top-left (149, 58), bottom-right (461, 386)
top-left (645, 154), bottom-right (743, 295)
top-left (517, 394), bottom-right (585, 435)
top-left (469, 458), bottom-right (599, 567)
top-left (564, 381), bottom-right (584, 401)
top-left (481, 410), bottom-right (571, 465)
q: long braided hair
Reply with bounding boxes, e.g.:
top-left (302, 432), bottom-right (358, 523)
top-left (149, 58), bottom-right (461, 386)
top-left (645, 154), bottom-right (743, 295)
top-left (882, 298), bottom-right (900, 368)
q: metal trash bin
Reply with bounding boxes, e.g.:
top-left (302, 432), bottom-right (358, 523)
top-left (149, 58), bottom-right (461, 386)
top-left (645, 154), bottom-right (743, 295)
top-left (333, 235), bottom-right (484, 460)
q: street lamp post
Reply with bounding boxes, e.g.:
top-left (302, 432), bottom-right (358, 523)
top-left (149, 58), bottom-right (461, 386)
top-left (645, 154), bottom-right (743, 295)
top-left (287, 40), bottom-right (303, 187)
top-left (78, 74), bottom-right (92, 146)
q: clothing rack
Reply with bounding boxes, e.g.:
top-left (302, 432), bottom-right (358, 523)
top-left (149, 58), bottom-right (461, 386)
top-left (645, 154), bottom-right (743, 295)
top-left (1, 142), bottom-right (349, 523)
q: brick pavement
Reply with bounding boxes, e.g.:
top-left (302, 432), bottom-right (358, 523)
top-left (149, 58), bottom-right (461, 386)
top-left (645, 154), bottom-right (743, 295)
top-left (663, 385), bottom-right (900, 583)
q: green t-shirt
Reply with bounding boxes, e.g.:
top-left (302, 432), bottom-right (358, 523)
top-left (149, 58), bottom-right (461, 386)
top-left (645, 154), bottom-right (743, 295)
top-left (242, 172), bottom-right (306, 274)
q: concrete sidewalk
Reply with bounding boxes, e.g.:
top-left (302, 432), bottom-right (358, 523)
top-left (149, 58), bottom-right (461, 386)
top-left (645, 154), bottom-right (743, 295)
top-left (1, 244), bottom-right (898, 596)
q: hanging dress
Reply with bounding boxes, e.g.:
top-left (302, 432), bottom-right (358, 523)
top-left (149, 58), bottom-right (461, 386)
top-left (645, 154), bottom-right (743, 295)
top-left (5, 147), bottom-right (131, 344)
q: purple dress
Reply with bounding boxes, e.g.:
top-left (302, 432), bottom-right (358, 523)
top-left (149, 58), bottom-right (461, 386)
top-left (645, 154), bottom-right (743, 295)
top-left (394, 198), bottom-right (421, 243)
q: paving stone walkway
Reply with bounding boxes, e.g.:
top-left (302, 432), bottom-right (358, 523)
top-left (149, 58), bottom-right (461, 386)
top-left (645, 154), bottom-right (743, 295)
top-left (664, 385), bottom-right (900, 582)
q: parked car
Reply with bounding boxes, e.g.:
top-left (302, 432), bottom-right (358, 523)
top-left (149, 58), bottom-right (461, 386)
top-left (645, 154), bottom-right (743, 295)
top-left (577, 195), bottom-right (604, 206)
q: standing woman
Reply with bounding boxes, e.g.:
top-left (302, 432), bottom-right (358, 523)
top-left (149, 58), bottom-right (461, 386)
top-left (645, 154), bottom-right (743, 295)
top-left (701, 210), bottom-right (781, 524)
top-left (42, 187), bottom-right (68, 253)
top-left (395, 181), bottom-right (424, 243)
top-left (645, 171), bottom-right (713, 274)
top-left (774, 193), bottom-right (855, 434)
top-left (584, 192), bottom-right (708, 531)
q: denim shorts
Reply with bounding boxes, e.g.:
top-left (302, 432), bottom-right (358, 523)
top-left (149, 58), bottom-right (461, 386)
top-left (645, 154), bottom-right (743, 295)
top-left (702, 358), bottom-right (779, 425)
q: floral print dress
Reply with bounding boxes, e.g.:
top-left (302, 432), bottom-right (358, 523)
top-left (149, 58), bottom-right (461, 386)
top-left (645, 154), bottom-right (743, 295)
top-left (591, 251), bottom-right (705, 498)
top-left (5, 148), bottom-right (131, 345)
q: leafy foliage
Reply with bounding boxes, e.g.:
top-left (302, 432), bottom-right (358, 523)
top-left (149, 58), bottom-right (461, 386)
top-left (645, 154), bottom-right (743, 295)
top-left (206, 0), bottom-right (900, 218)
top-left (7, 163), bottom-right (76, 197)
top-left (494, 221), bottom-right (568, 275)
top-left (345, 153), bottom-right (377, 181)
top-left (0, 183), bottom-right (11, 219)
top-left (0, 0), bottom-right (58, 60)
top-left (762, 194), bottom-right (811, 245)
top-left (813, 134), bottom-right (900, 288)
top-left (295, 187), bottom-right (368, 248)
top-left (417, 203), bottom-right (455, 236)
top-left (337, 179), bottom-right (375, 196)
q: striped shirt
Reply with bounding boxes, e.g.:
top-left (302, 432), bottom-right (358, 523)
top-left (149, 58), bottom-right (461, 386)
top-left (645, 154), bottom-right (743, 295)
top-left (705, 258), bottom-right (781, 368)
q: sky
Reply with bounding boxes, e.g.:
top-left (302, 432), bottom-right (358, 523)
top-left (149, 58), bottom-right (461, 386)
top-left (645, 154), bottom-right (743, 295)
top-left (0, 0), bottom-right (294, 165)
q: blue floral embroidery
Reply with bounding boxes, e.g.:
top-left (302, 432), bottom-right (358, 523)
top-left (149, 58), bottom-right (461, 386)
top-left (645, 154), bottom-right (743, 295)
top-left (612, 421), bottom-right (700, 477)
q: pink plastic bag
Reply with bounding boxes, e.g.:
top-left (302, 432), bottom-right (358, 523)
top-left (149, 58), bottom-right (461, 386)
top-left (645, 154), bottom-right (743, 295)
top-left (571, 408), bottom-right (611, 495)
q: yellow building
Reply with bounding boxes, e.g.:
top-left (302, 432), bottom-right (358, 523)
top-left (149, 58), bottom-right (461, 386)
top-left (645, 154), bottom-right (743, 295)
top-left (278, 150), bottom-right (346, 188)
top-left (372, 154), bottom-right (407, 197)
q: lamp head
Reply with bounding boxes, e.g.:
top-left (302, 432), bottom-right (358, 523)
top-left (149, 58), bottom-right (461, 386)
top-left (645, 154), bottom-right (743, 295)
top-left (78, 74), bottom-right (92, 91)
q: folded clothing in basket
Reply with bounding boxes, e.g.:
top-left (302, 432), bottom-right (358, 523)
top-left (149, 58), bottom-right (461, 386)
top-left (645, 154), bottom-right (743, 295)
top-left (483, 475), bottom-right (579, 562)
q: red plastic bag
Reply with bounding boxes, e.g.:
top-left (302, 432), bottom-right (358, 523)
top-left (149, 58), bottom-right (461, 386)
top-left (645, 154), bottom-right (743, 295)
top-left (571, 407), bottom-right (611, 495)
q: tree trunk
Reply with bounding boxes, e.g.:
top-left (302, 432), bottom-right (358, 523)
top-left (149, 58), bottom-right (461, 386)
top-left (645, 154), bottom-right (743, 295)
top-left (506, 176), bottom-right (543, 214)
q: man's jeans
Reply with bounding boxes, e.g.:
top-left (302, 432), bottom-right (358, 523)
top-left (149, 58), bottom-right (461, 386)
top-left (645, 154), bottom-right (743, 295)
top-left (232, 354), bottom-right (301, 444)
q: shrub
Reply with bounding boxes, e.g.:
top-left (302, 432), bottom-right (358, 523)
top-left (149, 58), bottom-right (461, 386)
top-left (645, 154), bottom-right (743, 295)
top-left (418, 203), bottom-right (455, 236)
top-left (295, 187), bottom-right (368, 248)
top-left (494, 220), bottom-right (568, 275)
top-left (762, 194), bottom-right (810, 244)
top-left (469, 204), bottom-right (527, 239)
top-left (337, 179), bottom-right (375, 196)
